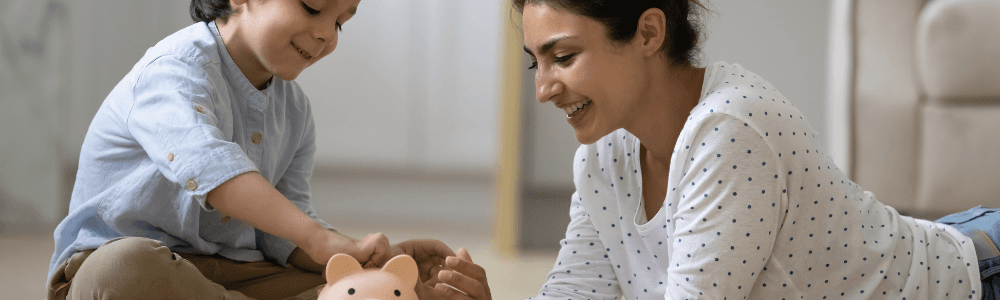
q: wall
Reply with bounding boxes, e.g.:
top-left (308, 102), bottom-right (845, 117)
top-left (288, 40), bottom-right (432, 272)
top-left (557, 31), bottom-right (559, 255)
top-left (298, 0), bottom-right (501, 174)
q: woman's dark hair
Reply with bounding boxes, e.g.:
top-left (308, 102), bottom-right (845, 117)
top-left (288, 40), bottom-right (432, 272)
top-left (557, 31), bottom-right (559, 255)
top-left (190, 0), bottom-right (235, 23)
top-left (513, 0), bottom-right (705, 66)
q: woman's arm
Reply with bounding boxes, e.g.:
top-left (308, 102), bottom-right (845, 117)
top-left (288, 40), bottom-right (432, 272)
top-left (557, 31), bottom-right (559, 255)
top-left (664, 114), bottom-right (782, 299)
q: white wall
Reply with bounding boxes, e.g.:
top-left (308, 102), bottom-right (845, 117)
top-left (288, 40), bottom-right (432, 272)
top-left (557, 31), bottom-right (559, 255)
top-left (298, 0), bottom-right (501, 174)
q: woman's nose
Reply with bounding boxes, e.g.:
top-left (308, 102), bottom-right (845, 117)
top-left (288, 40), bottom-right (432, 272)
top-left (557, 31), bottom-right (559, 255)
top-left (535, 71), bottom-right (564, 103)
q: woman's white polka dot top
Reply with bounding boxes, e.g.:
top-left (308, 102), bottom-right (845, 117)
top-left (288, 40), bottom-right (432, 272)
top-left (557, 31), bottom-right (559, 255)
top-left (528, 61), bottom-right (979, 300)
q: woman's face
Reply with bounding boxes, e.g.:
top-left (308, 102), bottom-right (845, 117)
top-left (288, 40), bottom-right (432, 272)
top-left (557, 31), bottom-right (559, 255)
top-left (235, 0), bottom-right (360, 82)
top-left (522, 4), bottom-right (648, 144)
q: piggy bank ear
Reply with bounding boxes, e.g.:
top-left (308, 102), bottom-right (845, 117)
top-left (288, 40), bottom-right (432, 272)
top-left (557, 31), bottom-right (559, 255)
top-left (381, 255), bottom-right (419, 287)
top-left (325, 253), bottom-right (364, 283)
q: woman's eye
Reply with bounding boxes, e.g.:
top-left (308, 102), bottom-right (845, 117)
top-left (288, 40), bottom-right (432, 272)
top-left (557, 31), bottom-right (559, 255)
top-left (527, 61), bottom-right (538, 70)
top-left (335, 22), bottom-right (343, 32)
top-left (301, 2), bottom-right (321, 15)
top-left (554, 54), bottom-right (576, 64)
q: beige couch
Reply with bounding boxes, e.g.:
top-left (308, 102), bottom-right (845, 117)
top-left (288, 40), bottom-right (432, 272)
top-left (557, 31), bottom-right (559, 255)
top-left (828, 0), bottom-right (1000, 219)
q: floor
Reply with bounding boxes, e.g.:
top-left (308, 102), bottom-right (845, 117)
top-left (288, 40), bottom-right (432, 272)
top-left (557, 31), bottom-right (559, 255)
top-left (0, 172), bottom-right (561, 300)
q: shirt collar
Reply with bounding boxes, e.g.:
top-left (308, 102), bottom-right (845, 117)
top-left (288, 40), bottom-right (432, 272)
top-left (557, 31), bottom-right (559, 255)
top-left (208, 21), bottom-right (271, 108)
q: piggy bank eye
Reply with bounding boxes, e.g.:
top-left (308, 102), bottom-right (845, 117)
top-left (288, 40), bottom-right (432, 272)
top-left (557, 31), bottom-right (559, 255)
top-left (348, 288), bottom-right (355, 295)
top-left (394, 290), bottom-right (401, 297)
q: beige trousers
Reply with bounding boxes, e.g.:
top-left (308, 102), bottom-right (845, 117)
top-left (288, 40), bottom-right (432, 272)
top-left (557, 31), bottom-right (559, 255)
top-left (46, 237), bottom-right (325, 300)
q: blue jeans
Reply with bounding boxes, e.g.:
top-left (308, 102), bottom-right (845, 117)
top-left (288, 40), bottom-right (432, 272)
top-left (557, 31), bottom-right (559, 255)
top-left (937, 206), bottom-right (1000, 300)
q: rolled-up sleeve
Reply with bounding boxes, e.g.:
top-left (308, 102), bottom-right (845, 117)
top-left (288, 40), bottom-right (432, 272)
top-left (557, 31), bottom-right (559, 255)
top-left (126, 55), bottom-right (258, 211)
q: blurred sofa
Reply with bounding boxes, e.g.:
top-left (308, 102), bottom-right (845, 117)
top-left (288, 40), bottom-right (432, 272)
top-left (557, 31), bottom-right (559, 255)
top-left (827, 0), bottom-right (1000, 219)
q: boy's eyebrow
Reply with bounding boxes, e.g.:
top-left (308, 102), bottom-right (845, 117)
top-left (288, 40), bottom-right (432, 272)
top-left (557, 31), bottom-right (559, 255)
top-left (523, 36), bottom-right (573, 57)
top-left (347, 6), bottom-right (357, 15)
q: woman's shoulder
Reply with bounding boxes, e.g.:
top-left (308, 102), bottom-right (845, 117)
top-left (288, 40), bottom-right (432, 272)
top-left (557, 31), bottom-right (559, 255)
top-left (688, 61), bottom-right (818, 143)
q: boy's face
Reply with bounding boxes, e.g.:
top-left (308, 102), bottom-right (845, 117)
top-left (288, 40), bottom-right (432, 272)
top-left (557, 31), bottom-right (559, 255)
top-left (229, 0), bottom-right (360, 83)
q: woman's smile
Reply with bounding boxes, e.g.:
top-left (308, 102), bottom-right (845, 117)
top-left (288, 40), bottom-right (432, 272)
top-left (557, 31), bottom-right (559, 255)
top-left (563, 98), bottom-right (591, 117)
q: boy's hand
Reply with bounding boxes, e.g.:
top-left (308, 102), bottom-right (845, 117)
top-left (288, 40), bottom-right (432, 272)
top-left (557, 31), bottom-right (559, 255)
top-left (355, 232), bottom-right (393, 267)
top-left (302, 231), bottom-right (391, 268)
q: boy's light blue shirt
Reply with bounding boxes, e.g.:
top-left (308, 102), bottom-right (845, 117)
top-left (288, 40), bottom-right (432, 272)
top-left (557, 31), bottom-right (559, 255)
top-left (49, 21), bottom-right (334, 277)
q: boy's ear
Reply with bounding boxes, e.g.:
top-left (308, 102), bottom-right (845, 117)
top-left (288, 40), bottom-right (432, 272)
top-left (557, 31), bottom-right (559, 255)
top-left (325, 254), bottom-right (364, 283)
top-left (381, 255), bottom-right (419, 287)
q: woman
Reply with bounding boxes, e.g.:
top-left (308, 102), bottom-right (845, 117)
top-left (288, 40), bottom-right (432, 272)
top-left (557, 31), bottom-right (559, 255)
top-left (432, 1), bottom-right (995, 299)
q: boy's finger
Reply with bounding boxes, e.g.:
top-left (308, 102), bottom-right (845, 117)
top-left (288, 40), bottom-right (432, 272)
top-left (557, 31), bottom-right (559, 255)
top-left (438, 270), bottom-right (487, 300)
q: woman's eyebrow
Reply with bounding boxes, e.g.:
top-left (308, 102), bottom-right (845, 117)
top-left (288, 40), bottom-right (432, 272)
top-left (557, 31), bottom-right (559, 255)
top-left (523, 36), bottom-right (575, 57)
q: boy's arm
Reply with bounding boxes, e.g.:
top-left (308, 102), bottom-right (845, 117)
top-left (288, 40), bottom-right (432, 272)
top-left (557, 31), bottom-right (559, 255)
top-left (207, 171), bottom-right (391, 266)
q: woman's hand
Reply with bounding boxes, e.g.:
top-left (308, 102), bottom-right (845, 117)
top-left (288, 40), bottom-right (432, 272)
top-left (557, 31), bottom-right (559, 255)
top-left (387, 239), bottom-right (456, 284)
top-left (434, 248), bottom-right (492, 300)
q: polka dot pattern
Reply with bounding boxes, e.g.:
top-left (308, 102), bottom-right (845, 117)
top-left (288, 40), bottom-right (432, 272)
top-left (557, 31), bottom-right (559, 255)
top-left (530, 62), bottom-right (979, 300)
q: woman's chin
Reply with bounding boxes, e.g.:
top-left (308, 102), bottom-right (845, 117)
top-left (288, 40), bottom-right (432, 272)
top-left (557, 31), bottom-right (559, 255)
top-left (573, 128), bottom-right (603, 145)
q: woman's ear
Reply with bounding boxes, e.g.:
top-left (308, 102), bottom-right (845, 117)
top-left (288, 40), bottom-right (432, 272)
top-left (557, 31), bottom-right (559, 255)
top-left (636, 7), bottom-right (668, 57)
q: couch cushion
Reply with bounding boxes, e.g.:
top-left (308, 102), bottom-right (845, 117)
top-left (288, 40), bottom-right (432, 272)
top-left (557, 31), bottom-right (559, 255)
top-left (917, 103), bottom-right (1000, 214)
top-left (916, 0), bottom-right (1000, 102)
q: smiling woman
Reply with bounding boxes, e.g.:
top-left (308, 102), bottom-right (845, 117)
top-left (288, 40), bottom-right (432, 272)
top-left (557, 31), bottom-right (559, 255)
top-left (434, 1), bottom-right (992, 300)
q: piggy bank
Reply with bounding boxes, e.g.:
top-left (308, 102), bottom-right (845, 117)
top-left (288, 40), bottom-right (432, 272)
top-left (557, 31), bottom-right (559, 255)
top-left (317, 254), bottom-right (419, 300)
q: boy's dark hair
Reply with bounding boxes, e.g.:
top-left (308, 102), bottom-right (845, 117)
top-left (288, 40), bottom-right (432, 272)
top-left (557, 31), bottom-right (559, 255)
top-left (512, 0), bottom-right (705, 66)
top-left (190, 0), bottom-right (235, 23)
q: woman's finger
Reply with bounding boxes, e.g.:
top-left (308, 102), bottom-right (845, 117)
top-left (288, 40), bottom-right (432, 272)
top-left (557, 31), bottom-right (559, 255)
top-left (445, 250), bottom-right (487, 283)
top-left (457, 248), bottom-right (473, 262)
top-left (438, 270), bottom-right (487, 300)
top-left (434, 283), bottom-right (476, 300)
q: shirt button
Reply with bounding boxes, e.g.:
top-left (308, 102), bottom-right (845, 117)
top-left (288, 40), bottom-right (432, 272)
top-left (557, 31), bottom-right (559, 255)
top-left (186, 180), bottom-right (197, 191)
top-left (195, 106), bottom-right (206, 114)
top-left (252, 132), bottom-right (262, 144)
top-left (167, 153), bottom-right (175, 162)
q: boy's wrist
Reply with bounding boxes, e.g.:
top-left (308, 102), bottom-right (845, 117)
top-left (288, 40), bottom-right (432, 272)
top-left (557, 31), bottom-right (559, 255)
top-left (300, 227), bottom-right (361, 266)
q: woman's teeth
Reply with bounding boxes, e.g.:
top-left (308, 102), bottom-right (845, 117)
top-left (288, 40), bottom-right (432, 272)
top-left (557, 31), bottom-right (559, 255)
top-left (565, 98), bottom-right (592, 117)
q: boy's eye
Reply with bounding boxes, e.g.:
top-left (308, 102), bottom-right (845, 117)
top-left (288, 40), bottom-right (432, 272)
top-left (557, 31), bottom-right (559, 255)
top-left (335, 22), bottom-right (343, 32)
top-left (527, 60), bottom-right (537, 70)
top-left (301, 2), bottom-right (321, 15)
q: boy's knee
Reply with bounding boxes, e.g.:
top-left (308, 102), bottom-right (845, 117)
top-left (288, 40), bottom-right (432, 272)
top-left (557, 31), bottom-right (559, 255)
top-left (68, 237), bottom-right (181, 298)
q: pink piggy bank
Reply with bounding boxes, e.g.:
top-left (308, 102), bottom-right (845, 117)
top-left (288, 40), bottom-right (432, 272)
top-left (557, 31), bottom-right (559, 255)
top-left (317, 253), bottom-right (419, 300)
